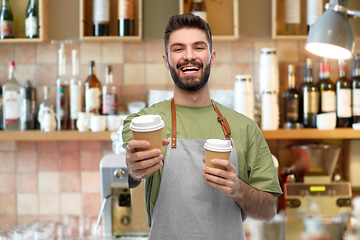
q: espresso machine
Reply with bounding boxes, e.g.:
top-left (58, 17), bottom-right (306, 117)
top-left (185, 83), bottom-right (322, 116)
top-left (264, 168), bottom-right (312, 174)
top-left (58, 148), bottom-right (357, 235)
top-left (98, 152), bottom-right (149, 239)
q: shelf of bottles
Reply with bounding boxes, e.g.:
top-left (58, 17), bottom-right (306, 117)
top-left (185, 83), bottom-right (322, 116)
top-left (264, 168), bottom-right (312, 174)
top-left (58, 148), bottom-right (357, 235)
top-left (272, 0), bottom-right (328, 39)
top-left (0, 0), bottom-right (48, 43)
top-left (179, 0), bottom-right (239, 41)
top-left (79, 0), bottom-right (142, 42)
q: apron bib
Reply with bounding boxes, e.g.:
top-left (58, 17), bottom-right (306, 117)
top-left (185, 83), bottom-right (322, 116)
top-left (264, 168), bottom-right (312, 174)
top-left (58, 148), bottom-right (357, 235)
top-left (148, 99), bottom-right (246, 240)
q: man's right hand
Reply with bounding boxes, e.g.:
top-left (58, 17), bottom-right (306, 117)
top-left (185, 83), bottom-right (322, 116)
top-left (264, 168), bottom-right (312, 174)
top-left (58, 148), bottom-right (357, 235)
top-left (125, 139), bottom-right (169, 180)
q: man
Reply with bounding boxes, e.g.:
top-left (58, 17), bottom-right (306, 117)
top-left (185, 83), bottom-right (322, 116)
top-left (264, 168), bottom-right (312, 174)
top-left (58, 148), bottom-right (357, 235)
top-left (122, 13), bottom-right (282, 239)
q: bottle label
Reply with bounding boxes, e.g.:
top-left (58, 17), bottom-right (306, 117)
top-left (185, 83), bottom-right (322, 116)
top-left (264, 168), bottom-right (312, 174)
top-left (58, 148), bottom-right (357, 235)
top-left (285, 98), bottom-right (299, 122)
top-left (285, 0), bottom-right (300, 24)
top-left (56, 86), bottom-right (68, 120)
top-left (70, 83), bottom-right (81, 119)
top-left (192, 11), bottom-right (207, 22)
top-left (118, 0), bottom-right (134, 19)
top-left (337, 88), bottom-right (352, 117)
top-left (93, 0), bottom-right (110, 23)
top-left (22, 99), bottom-right (36, 121)
top-left (321, 90), bottom-right (336, 112)
top-left (4, 91), bottom-right (19, 123)
top-left (303, 91), bottom-right (319, 114)
top-left (85, 87), bottom-right (101, 114)
top-left (307, 0), bottom-right (323, 26)
top-left (25, 16), bottom-right (38, 37)
top-left (0, 20), bottom-right (14, 37)
top-left (353, 89), bottom-right (360, 116)
top-left (103, 93), bottom-right (118, 115)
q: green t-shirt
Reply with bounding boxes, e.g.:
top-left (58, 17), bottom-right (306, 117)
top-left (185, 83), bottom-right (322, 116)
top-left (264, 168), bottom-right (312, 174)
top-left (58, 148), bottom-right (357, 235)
top-left (122, 100), bottom-right (282, 226)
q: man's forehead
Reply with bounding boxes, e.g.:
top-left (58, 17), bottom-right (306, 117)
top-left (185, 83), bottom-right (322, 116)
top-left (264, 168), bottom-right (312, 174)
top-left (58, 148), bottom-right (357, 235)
top-left (168, 28), bottom-right (209, 46)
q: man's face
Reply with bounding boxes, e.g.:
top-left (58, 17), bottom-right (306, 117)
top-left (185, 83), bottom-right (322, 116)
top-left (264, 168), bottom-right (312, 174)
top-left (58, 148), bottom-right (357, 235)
top-left (163, 28), bottom-right (216, 91)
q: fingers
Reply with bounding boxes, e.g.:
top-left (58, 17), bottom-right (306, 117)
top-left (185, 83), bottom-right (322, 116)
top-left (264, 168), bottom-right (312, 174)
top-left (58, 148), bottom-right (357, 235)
top-left (127, 140), bottom-right (150, 153)
top-left (163, 139), bottom-right (170, 146)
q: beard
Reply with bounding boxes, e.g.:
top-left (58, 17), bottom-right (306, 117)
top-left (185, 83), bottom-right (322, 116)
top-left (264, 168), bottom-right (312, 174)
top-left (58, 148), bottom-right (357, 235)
top-left (169, 60), bottom-right (211, 92)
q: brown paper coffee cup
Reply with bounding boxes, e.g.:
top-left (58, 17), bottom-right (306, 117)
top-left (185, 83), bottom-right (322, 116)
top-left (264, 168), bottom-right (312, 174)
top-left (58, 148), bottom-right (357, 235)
top-left (132, 128), bottom-right (163, 151)
top-left (205, 149), bottom-right (231, 170)
top-left (204, 139), bottom-right (232, 170)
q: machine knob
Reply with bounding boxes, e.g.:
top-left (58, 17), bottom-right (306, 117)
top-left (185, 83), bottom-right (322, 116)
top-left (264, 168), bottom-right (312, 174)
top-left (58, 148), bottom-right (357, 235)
top-left (114, 168), bottom-right (126, 179)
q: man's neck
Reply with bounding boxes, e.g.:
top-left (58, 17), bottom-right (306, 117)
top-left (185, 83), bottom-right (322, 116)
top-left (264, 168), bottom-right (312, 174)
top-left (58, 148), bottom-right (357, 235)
top-left (173, 84), bottom-right (211, 106)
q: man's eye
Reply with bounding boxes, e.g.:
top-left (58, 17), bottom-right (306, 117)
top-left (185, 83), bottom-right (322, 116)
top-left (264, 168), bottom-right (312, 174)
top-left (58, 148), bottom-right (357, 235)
top-left (174, 48), bottom-right (182, 52)
top-left (196, 47), bottom-right (205, 50)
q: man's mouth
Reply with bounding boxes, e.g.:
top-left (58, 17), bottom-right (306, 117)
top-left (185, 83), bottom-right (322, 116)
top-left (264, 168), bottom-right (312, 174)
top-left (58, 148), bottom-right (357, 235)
top-left (180, 65), bottom-right (200, 73)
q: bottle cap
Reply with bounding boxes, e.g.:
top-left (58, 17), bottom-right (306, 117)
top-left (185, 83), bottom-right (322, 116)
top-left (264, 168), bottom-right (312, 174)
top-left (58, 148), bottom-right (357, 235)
top-left (130, 115), bottom-right (165, 132)
top-left (204, 139), bottom-right (232, 152)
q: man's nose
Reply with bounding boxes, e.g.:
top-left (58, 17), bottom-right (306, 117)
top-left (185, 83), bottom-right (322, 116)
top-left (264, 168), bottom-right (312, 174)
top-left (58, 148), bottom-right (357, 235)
top-left (183, 48), bottom-right (196, 60)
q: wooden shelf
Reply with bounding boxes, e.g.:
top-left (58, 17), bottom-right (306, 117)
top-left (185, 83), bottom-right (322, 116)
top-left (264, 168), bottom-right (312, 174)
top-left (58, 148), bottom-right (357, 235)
top-left (262, 128), bottom-right (360, 140)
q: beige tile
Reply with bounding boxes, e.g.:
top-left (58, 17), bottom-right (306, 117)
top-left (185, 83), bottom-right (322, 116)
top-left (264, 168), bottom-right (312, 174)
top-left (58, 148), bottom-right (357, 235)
top-left (102, 42), bottom-right (124, 64)
top-left (0, 141), bottom-right (16, 151)
top-left (254, 41), bottom-right (276, 63)
top-left (39, 151), bottom-right (60, 171)
top-left (232, 41), bottom-right (254, 63)
top-left (60, 151), bottom-right (81, 171)
top-left (37, 64), bottom-right (57, 85)
top-left (124, 42), bottom-right (146, 63)
top-left (0, 194), bottom-right (16, 215)
top-left (82, 193), bottom-right (101, 215)
top-left (80, 43), bottom-right (101, 64)
top-left (146, 41), bottom-right (165, 63)
top-left (15, 43), bottom-right (36, 64)
top-left (81, 150), bottom-right (102, 171)
top-left (145, 63), bottom-right (168, 85)
top-left (276, 40), bottom-right (299, 63)
top-left (38, 141), bottom-right (59, 150)
top-left (59, 141), bottom-right (80, 150)
top-left (17, 193), bottom-right (38, 215)
top-left (18, 172), bottom-right (38, 193)
top-left (17, 141), bottom-right (37, 150)
top-left (123, 85), bottom-right (147, 106)
top-left (0, 173), bottom-right (15, 193)
top-left (37, 43), bottom-right (57, 64)
top-left (208, 63), bottom-right (232, 86)
top-left (18, 216), bottom-right (39, 224)
top-left (0, 216), bottom-right (17, 225)
top-left (17, 151), bottom-right (37, 172)
top-left (61, 171), bottom-right (81, 192)
top-left (38, 172), bottom-right (60, 193)
top-left (233, 63), bottom-right (254, 80)
top-left (0, 64), bottom-right (7, 86)
top-left (111, 64), bottom-right (124, 85)
top-left (80, 140), bottom-right (102, 150)
top-left (81, 171), bottom-right (100, 193)
top-left (212, 42), bottom-right (232, 63)
top-left (60, 193), bottom-right (82, 215)
top-left (15, 64), bottom-right (37, 86)
top-left (123, 63), bottom-right (146, 86)
top-left (0, 44), bottom-right (14, 64)
top-left (0, 152), bottom-right (15, 173)
top-left (39, 215), bottom-right (60, 222)
top-left (39, 194), bottom-right (60, 215)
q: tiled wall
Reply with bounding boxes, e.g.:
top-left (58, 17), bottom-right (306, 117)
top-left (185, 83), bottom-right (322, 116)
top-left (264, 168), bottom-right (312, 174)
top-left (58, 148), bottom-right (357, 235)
top-left (1, 39), bottom-right (360, 224)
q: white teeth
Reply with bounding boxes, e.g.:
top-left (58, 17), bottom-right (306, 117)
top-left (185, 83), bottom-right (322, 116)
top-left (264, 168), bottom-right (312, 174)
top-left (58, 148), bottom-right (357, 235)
top-left (182, 66), bottom-right (199, 71)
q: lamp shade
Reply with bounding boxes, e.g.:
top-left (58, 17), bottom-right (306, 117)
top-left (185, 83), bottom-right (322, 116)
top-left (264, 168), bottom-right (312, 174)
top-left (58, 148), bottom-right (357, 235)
top-left (305, 8), bottom-right (355, 60)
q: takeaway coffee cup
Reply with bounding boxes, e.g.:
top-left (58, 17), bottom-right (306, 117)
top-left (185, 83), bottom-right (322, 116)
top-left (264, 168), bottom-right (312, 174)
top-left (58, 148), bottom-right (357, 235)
top-left (129, 115), bottom-right (165, 151)
top-left (204, 139), bottom-right (232, 170)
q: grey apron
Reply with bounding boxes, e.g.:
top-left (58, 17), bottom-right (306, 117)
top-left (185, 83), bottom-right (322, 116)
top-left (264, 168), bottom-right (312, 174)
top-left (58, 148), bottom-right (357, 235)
top-left (148, 99), bottom-right (246, 240)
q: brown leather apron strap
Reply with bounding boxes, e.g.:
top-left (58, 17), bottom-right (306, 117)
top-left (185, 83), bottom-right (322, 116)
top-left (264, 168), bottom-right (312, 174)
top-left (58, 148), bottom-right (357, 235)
top-left (170, 98), bottom-right (232, 148)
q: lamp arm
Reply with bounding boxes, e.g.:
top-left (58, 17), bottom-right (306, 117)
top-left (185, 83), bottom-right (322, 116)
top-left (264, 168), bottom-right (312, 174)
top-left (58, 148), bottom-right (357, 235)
top-left (325, 3), bottom-right (360, 18)
top-left (347, 10), bottom-right (360, 18)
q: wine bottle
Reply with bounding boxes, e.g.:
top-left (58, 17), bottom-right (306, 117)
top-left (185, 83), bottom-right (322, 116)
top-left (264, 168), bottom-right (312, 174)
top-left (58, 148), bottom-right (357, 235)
top-left (56, 47), bottom-right (70, 130)
top-left (0, 0), bottom-right (14, 39)
top-left (93, 0), bottom-right (110, 36)
top-left (39, 86), bottom-right (54, 131)
top-left (307, 0), bottom-right (323, 33)
top-left (191, 0), bottom-right (207, 22)
top-left (70, 49), bottom-right (82, 130)
top-left (284, 0), bottom-right (300, 35)
top-left (283, 64), bottom-right (300, 126)
top-left (352, 54), bottom-right (360, 124)
top-left (302, 58), bottom-right (319, 128)
top-left (3, 61), bottom-right (21, 131)
top-left (118, 0), bottom-right (134, 36)
top-left (317, 58), bottom-right (336, 113)
top-left (336, 60), bottom-right (352, 128)
top-left (25, 0), bottom-right (38, 38)
top-left (102, 65), bottom-right (118, 115)
top-left (20, 80), bottom-right (37, 130)
top-left (84, 61), bottom-right (102, 115)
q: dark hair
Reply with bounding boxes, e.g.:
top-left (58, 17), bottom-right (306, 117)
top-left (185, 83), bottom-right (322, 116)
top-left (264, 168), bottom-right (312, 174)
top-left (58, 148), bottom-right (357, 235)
top-left (164, 13), bottom-right (212, 56)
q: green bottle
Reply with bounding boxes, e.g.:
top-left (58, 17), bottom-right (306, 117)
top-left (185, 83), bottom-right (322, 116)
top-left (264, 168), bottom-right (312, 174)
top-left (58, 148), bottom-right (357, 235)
top-left (0, 0), bottom-right (14, 39)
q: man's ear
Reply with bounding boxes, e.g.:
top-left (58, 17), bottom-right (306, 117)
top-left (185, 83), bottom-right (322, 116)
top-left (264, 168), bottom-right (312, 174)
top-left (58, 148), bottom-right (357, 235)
top-left (163, 54), bottom-right (170, 70)
top-left (210, 51), bottom-right (216, 67)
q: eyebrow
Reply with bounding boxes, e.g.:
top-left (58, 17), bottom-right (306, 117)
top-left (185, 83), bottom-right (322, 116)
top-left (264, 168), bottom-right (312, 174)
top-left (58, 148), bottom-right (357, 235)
top-left (169, 41), bottom-right (208, 50)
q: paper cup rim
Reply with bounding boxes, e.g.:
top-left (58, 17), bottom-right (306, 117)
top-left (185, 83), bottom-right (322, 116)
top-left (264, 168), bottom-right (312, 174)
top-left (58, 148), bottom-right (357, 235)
top-left (129, 115), bottom-right (165, 132)
top-left (204, 139), bottom-right (232, 152)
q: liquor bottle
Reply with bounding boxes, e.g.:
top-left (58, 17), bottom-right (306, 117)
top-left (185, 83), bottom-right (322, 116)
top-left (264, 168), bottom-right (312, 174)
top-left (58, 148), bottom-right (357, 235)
top-left (302, 58), bottom-right (319, 128)
top-left (93, 0), bottom-right (109, 36)
top-left (191, 0), bottom-right (207, 22)
top-left (20, 80), bottom-right (37, 130)
top-left (284, 0), bottom-right (300, 35)
top-left (317, 58), bottom-right (336, 114)
top-left (283, 64), bottom-right (300, 127)
top-left (0, 0), bottom-right (14, 39)
top-left (307, 0), bottom-right (323, 33)
top-left (39, 86), bottom-right (54, 131)
top-left (25, 0), bottom-right (38, 38)
top-left (70, 49), bottom-right (82, 130)
top-left (336, 60), bottom-right (352, 127)
top-left (353, 54), bottom-right (360, 124)
top-left (102, 66), bottom-right (118, 115)
top-left (84, 61), bottom-right (102, 115)
top-left (56, 47), bottom-right (70, 130)
top-left (2, 61), bottom-right (21, 131)
top-left (118, 0), bottom-right (134, 36)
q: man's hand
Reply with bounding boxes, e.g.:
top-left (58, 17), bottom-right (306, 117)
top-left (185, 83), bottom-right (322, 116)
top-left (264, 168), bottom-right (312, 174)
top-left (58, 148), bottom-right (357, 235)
top-left (126, 139), bottom-right (170, 180)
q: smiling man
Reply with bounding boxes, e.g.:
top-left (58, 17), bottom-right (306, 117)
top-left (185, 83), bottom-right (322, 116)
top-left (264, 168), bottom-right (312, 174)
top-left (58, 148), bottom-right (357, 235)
top-left (122, 13), bottom-right (282, 240)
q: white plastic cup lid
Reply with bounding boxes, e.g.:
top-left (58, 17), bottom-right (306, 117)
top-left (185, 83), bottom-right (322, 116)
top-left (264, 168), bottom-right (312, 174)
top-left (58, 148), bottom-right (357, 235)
top-left (129, 115), bottom-right (165, 132)
top-left (204, 139), bottom-right (232, 152)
